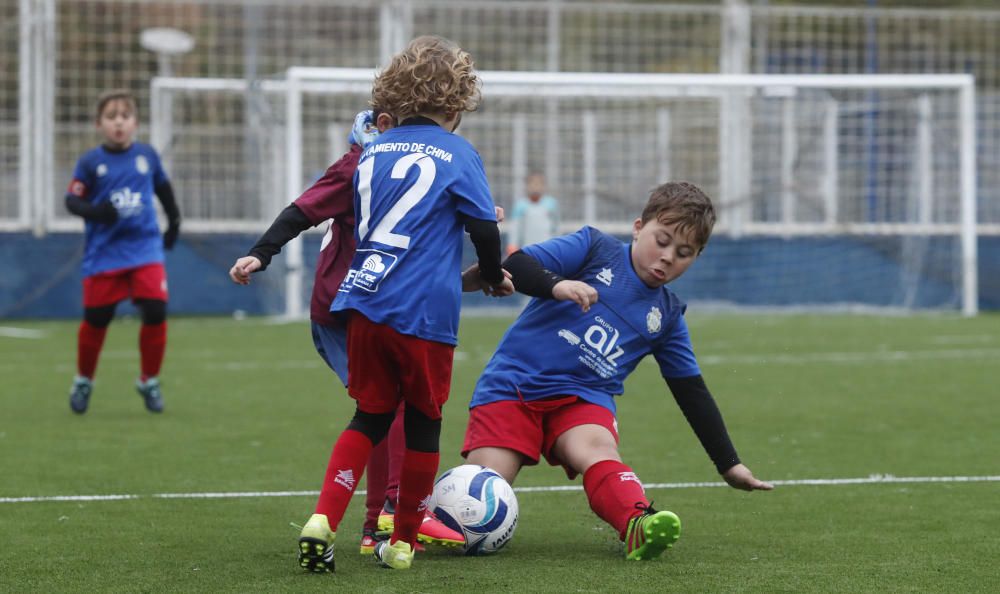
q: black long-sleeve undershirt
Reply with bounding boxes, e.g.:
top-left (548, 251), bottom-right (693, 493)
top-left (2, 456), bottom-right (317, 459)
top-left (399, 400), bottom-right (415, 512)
top-left (463, 216), bottom-right (504, 286)
top-left (65, 193), bottom-right (117, 223)
top-left (65, 180), bottom-right (182, 227)
top-left (154, 181), bottom-right (181, 225)
top-left (247, 203), bottom-right (313, 271)
top-left (501, 250), bottom-right (565, 298)
top-left (665, 375), bottom-right (742, 474)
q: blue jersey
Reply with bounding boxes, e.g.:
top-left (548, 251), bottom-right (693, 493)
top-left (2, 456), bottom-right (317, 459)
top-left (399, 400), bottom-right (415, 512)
top-left (69, 143), bottom-right (169, 277)
top-left (332, 123), bottom-right (496, 345)
top-left (471, 227), bottom-right (701, 415)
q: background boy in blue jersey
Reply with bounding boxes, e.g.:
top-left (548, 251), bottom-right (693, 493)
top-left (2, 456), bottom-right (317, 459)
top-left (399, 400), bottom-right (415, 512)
top-left (296, 36), bottom-right (514, 573)
top-left (463, 181), bottom-right (773, 561)
top-left (64, 90), bottom-right (181, 414)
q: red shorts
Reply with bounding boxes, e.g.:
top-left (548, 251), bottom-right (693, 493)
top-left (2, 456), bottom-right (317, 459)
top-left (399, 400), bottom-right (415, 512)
top-left (82, 263), bottom-right (168, 308)
top-left (345, 311), bottom-right (455, 419)
top-left (462, 397), bottom-right (619, 479)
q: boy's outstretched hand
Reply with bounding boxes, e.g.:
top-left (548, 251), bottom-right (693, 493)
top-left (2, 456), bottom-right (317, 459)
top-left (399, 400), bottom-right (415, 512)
top-left (229, 256), bottom-right (263, 285)
top-left (461, 264), bottom-right (514, 297)
top-left (553, 280), bottom-right (598, 312)
top-left (722, 464), bottom-right (774, 491)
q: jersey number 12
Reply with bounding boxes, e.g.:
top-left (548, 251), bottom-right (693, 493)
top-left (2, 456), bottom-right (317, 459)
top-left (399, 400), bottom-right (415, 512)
top-left (356, 152), bottom-right (436, 249)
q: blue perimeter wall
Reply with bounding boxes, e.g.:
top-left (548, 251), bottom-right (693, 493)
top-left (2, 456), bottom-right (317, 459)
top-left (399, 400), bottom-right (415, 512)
top-left (1, 232), bottom-right (998, 319)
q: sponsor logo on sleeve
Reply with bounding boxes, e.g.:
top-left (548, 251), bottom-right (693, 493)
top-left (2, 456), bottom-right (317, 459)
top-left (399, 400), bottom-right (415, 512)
top-left (340, 249), bottom-right (398, 293)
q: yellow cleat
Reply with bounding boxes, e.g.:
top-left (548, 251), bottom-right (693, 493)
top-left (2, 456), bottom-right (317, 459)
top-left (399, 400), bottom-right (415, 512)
top-left (298, 514), bottom-right (336, 573)
top-left (374, 539), bottom-right (414, 570)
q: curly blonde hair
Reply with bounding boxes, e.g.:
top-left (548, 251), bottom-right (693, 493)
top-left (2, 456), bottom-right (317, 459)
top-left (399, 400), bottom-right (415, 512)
top-left (371, 35), bottom-right (481, 122)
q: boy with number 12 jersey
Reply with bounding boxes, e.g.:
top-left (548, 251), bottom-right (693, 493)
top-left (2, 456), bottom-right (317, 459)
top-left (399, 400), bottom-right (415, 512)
top-left (334, 120), bottom-right (497, 342)
top-left (297, 35), bottom-right (512, 574)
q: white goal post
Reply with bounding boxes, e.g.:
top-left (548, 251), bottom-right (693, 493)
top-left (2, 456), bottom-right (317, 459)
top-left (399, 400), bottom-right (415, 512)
top-left (152, 69), bottom-right (979, 317)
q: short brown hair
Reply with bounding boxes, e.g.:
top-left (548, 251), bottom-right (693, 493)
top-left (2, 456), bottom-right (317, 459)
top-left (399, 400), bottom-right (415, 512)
top-left (95, 89), bottom-right (137, 120)
top-left (371, 36), bottom-right (480, 121)
top-left (640, 182), bottom-right (716, 252)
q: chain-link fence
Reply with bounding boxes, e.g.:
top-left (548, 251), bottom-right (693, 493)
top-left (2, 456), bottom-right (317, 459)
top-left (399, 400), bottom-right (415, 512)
top-left (7, 0), bottom-right (1000, 232)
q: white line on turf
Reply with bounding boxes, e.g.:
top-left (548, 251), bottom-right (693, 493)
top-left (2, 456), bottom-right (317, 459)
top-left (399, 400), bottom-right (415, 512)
top-left (0, 327), bottom-right (46, 339)
top-left (698, 348), bottom-right (1000, 366)
top-left (2, 474), bottom-right (997, 504)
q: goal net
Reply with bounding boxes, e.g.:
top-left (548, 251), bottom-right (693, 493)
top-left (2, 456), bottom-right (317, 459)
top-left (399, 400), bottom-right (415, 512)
top-left (152, 69), bottom-right (978, 317)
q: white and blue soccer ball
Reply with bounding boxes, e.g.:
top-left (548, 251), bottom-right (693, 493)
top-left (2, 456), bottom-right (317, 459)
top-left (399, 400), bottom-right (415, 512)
top-left (429, 464), bottom-right (519, 555)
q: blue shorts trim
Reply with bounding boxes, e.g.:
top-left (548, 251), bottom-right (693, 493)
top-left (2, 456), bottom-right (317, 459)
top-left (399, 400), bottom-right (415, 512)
top-left (311, 321), bottom-right (349, 386)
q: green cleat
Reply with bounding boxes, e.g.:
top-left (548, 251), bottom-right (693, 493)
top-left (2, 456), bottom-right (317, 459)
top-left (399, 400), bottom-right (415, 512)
top-left (69, 376), bottom-right (93, 414)
top-left (135, 377), bottom-right (164, 413)
top-left (624, 503), bottom-right (681, 561)
top-left (373, 539), bottom-right (414, 570)
top-left (298, 514), bottom-right (336, 573)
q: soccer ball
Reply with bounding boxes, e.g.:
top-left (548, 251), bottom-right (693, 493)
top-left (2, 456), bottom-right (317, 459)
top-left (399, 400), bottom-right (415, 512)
top-left (429, 464), bottom-right (519, 555)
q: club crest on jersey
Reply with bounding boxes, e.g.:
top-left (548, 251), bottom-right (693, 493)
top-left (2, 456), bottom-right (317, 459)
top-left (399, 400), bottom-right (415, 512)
top-left (340, 249), bottom-right (397, 293)
top-left (646, 306), bottom-right (662, 334)
top-left (135, 155), bottom-right (150, 174)
top-left (596, 267), bottom-right (614, 286)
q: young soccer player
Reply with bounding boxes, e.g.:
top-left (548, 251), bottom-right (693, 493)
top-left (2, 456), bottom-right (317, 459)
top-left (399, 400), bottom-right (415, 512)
top-left (505, 171), bottom-right (560, 257)
top-left (64, 89), bottom-right (181, 414)
top-left (229, 109), bottom-right (464, 553)
top-left (296, 35), bottom-right (513, 573)
top-left (463, 181), bottom-right (773, 561)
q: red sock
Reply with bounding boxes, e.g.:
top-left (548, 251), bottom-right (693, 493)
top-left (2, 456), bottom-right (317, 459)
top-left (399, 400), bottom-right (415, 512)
top-left (139, 322), bottom-right (167, 381)
top-left (384, 402), bottom-right (407, 504)
top-left (583, 460), bottom-right (649, 540)
top-left (315, 429), bottom-right (372, 531)
top-left (391, 449), bottom-right (439, 547)
top-left (77, 321), bottom-right (108, 379)
top-left (364, 434), bottom-right (389, 531)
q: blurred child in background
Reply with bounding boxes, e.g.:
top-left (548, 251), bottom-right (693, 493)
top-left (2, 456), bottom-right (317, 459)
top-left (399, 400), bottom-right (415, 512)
top-left (64, 89), bottom-right (181, 414)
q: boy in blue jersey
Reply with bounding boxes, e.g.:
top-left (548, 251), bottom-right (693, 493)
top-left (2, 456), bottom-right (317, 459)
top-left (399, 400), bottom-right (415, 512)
top-left (463, 181), bottom-right (773, 561)
top-left (64, 90), bottom-right (181, 414)
top-left (296, 36), bottom-right (514, 573)
top-left (230, 110), bottom-right (467, 554)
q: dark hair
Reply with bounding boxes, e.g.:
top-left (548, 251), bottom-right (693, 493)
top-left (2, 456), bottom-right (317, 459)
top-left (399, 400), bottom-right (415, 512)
top-left (640, 182), bottom-right (716, 252)
top-left (95, 89), bottom-right (137, 120)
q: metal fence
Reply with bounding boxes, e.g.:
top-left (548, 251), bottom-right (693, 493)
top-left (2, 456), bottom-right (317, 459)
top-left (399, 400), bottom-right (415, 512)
top-left (8, 0), bottom-right (1000, 232)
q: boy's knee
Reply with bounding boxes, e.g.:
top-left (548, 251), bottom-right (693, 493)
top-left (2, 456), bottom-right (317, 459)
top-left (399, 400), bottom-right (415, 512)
top-left (346, 407), bottom-right (395, 445)
top-left (135, 299), bottom-right (167, 325)
top-left (83, 304), bottom-right (117, 328)
top-left (403, 406), bottom-right (441, 453)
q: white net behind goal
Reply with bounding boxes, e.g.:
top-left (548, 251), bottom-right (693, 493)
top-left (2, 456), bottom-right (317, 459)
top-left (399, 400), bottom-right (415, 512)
top-left (152, 70), bottom-right (977, 316)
